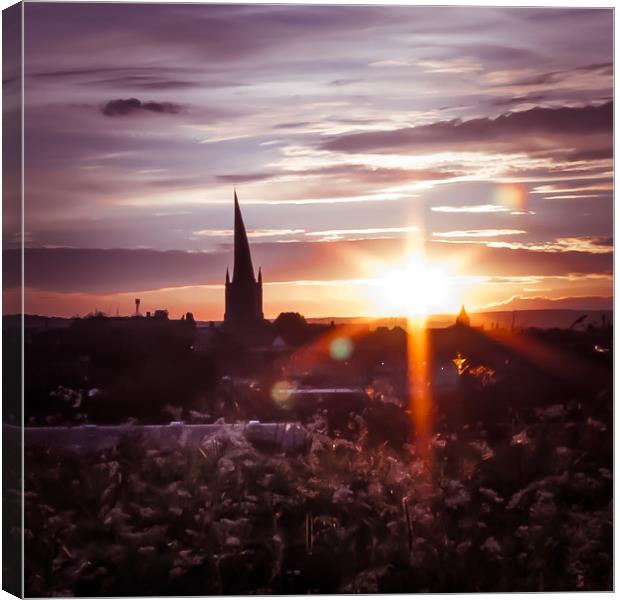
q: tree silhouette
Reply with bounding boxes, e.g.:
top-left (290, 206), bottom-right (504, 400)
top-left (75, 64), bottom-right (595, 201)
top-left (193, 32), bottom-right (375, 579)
top-left (273, 312), bottom-right (309, 345)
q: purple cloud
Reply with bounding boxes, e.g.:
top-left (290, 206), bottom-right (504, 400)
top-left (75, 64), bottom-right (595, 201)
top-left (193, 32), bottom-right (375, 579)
top-left (101, 98), bottom-right (183, 117)
top-left (322, 102), bottom-right (612, 154)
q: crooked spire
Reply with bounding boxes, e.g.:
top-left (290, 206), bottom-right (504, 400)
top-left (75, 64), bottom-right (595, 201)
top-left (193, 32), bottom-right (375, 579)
top-left (232, 190), bottom-right (256, 284)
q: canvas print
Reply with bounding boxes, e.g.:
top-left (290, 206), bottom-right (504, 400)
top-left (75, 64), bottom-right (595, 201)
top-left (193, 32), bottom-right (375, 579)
top-left (2, 2), bottom-right (613, 596)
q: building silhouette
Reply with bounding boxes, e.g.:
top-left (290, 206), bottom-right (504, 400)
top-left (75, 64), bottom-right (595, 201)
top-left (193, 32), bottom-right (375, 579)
top-left (456, 304), bottom-right (471, 327)
top-left (224, 191), bottom-right (264, 332)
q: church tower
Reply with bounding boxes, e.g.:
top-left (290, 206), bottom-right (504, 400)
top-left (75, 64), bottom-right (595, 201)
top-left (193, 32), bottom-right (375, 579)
top-left (224, 191), bottom-right (264, 330)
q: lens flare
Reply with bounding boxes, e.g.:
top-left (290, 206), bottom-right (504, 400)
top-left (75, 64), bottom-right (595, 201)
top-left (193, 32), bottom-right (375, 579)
top-left (407, 318), bottom-right (433, 465)
top-left (494, 183), bottom-right (528, 212)
top-left (271, 380), bottom-right (295, 409)
top-left (330, 337), bottom-right (353, 360)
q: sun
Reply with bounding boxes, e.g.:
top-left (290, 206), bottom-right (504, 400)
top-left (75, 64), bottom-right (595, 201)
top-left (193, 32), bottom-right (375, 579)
top-left (373, 254), bottom-right (458, 318)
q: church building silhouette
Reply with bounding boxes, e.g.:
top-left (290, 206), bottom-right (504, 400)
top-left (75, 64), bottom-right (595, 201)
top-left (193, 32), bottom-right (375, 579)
top-left (224, 191), bottom-right (265, 332)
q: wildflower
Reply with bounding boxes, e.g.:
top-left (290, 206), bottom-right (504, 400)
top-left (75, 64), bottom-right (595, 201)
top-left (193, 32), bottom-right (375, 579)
top-left (384, 520), bottom-right (400, 537)
top-left (479, 487), bottom-right (505, 504)
top-left (535, 404), bottom-right (566, 420)
top-left (468, 365), bottom-right (496, 387)
top-left (452, 353), bottom-right (469, 375)
top-left (410, 504), bottom-right (434, 528)
top-left (333, 485), bottom-right (354, 504)
top-left (515, 525), bottom-right (529, 539)
top-left (217, 457), bottom-right (235, 475)
top-left (511, 430), bottom-right (530, 446)
top-left (138, 507), bottom-right (156, 520)
top-left (598, 467), bottom-right (612, 480)
top-left (444, 480), bottom-right (470, 509)
top-left (431, 434), bottom-right (447, 449)
top-left (571, 472), bottom-right (603, 496)
top-left (586, 417), bottom-right (607, 432)
top-left (480, 536), bottom-right (503, 560)
top-left (529, 490), bottom-right (557, 521)
top-left (469, 440), bottom-right (494, 461)
top-left (456, 540), bottom-right (471, 555)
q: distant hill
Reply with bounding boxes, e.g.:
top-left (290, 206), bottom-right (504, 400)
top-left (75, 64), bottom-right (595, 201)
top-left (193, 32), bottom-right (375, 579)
top-left (482, 295), bottom-right (613, 312)
top-left (468, 309), bottom-right (612, 330)
top-left (308, 308), bottom-right (613, 330)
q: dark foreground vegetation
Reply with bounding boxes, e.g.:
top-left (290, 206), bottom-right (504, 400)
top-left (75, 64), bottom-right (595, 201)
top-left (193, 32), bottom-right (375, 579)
top-left (23, 396), bottom-right (612, 595)
top-left (12, 314), bottom-right (614, 594)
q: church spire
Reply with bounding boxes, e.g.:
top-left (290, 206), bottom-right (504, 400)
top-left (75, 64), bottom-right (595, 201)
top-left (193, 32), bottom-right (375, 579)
top-left (232, 190), bottom-right (256, 283)
top-left (456, 304), bottom-right (470, 327)
top-left (224, 190), bottom-right (264, 331)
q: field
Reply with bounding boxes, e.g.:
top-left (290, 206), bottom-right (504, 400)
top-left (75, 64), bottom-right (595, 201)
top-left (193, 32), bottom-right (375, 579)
top-left (22, 323), bottom-right (612, 594)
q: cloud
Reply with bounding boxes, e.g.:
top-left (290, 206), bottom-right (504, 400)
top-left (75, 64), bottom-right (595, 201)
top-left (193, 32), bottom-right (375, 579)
top-left (10, 234), bottom-right (612, 298)
top-left (426, 240), bottom-right (612, 278)
top-left (329, 78), bottom-right (361, 86)
top-left (306, 165), bottom-right (457, 184)
top-left (101, 98), bottom-right (183, 117)
top-left (95, 77), bottom-right (200, 90)
top-left (274, 121), bottom-right (316, 130)
top-left (217, 165), bottom-right (457, 189)
top-left (487, 236), bottom-right (613, 254)
top-left (215, 173), bottom-right (277, 184)
top-left (305, 226), bottom-right (419, 241)
top-left (30, 66), bottom-right (229, 90)
top-left (432, 229), bottom-right (526, 238)
top-left (508, 62), bottom-right (612, 88)
top-left (321, 102), bottom-right (612, 154)
top-left (489, 93), bottom-right (552, 107)
top-left (565, 147), bottom-right (613, 161)
top-left (434, 236), bottom-right (613, 255)
top-left (194, 228), bottom-right (305, 238)
top-left (431, 205), bottom-right (511, 214)
top-left (531, 182), bottom-right (612, 196)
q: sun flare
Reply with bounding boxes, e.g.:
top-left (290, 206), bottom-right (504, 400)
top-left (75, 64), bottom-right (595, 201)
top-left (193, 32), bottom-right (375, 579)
top-left (373, 255), bottom-right (458, 318)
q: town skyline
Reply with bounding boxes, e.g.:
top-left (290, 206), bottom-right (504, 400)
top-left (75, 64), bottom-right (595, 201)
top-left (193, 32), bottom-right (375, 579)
top-left (4, 4), bottom-right (613, 319)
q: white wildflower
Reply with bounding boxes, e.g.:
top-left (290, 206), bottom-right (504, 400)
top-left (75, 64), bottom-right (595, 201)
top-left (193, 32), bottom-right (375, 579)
top-left (536, 404), bottom-right (565, 419)
top-left (529, 490), bottom-right (557, 521)
top-left (456, 540), bottom-right (471, 555)
top-left (444, 480), bottom-right (470, 509)
top-left (511, 430), bottom-right (530, 446)
top-left (599, 467), bottom-right (612, 480)
top-left (469, 440), bottom-right (494, 460)
top-left (586, 417), bottom-right (607, 432)
top-left (480, 536), bottom-right (502, 559)
top-left (217, 457), bottom-right (235, 475)
top-left (479, 487), bottom-right (504, 504)
top-left (332, 485), bottom-right (354, 504)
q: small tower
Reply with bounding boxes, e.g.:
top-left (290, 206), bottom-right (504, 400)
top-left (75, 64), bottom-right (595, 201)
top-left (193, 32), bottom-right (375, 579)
top-left (135, 298), bottom-right (141, 316)
top-left (456, 305), bottom-right (470, 327)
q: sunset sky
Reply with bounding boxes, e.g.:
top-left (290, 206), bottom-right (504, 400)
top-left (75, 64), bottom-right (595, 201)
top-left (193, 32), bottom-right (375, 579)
top-left (5, 3), bottom-right (613, 319)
